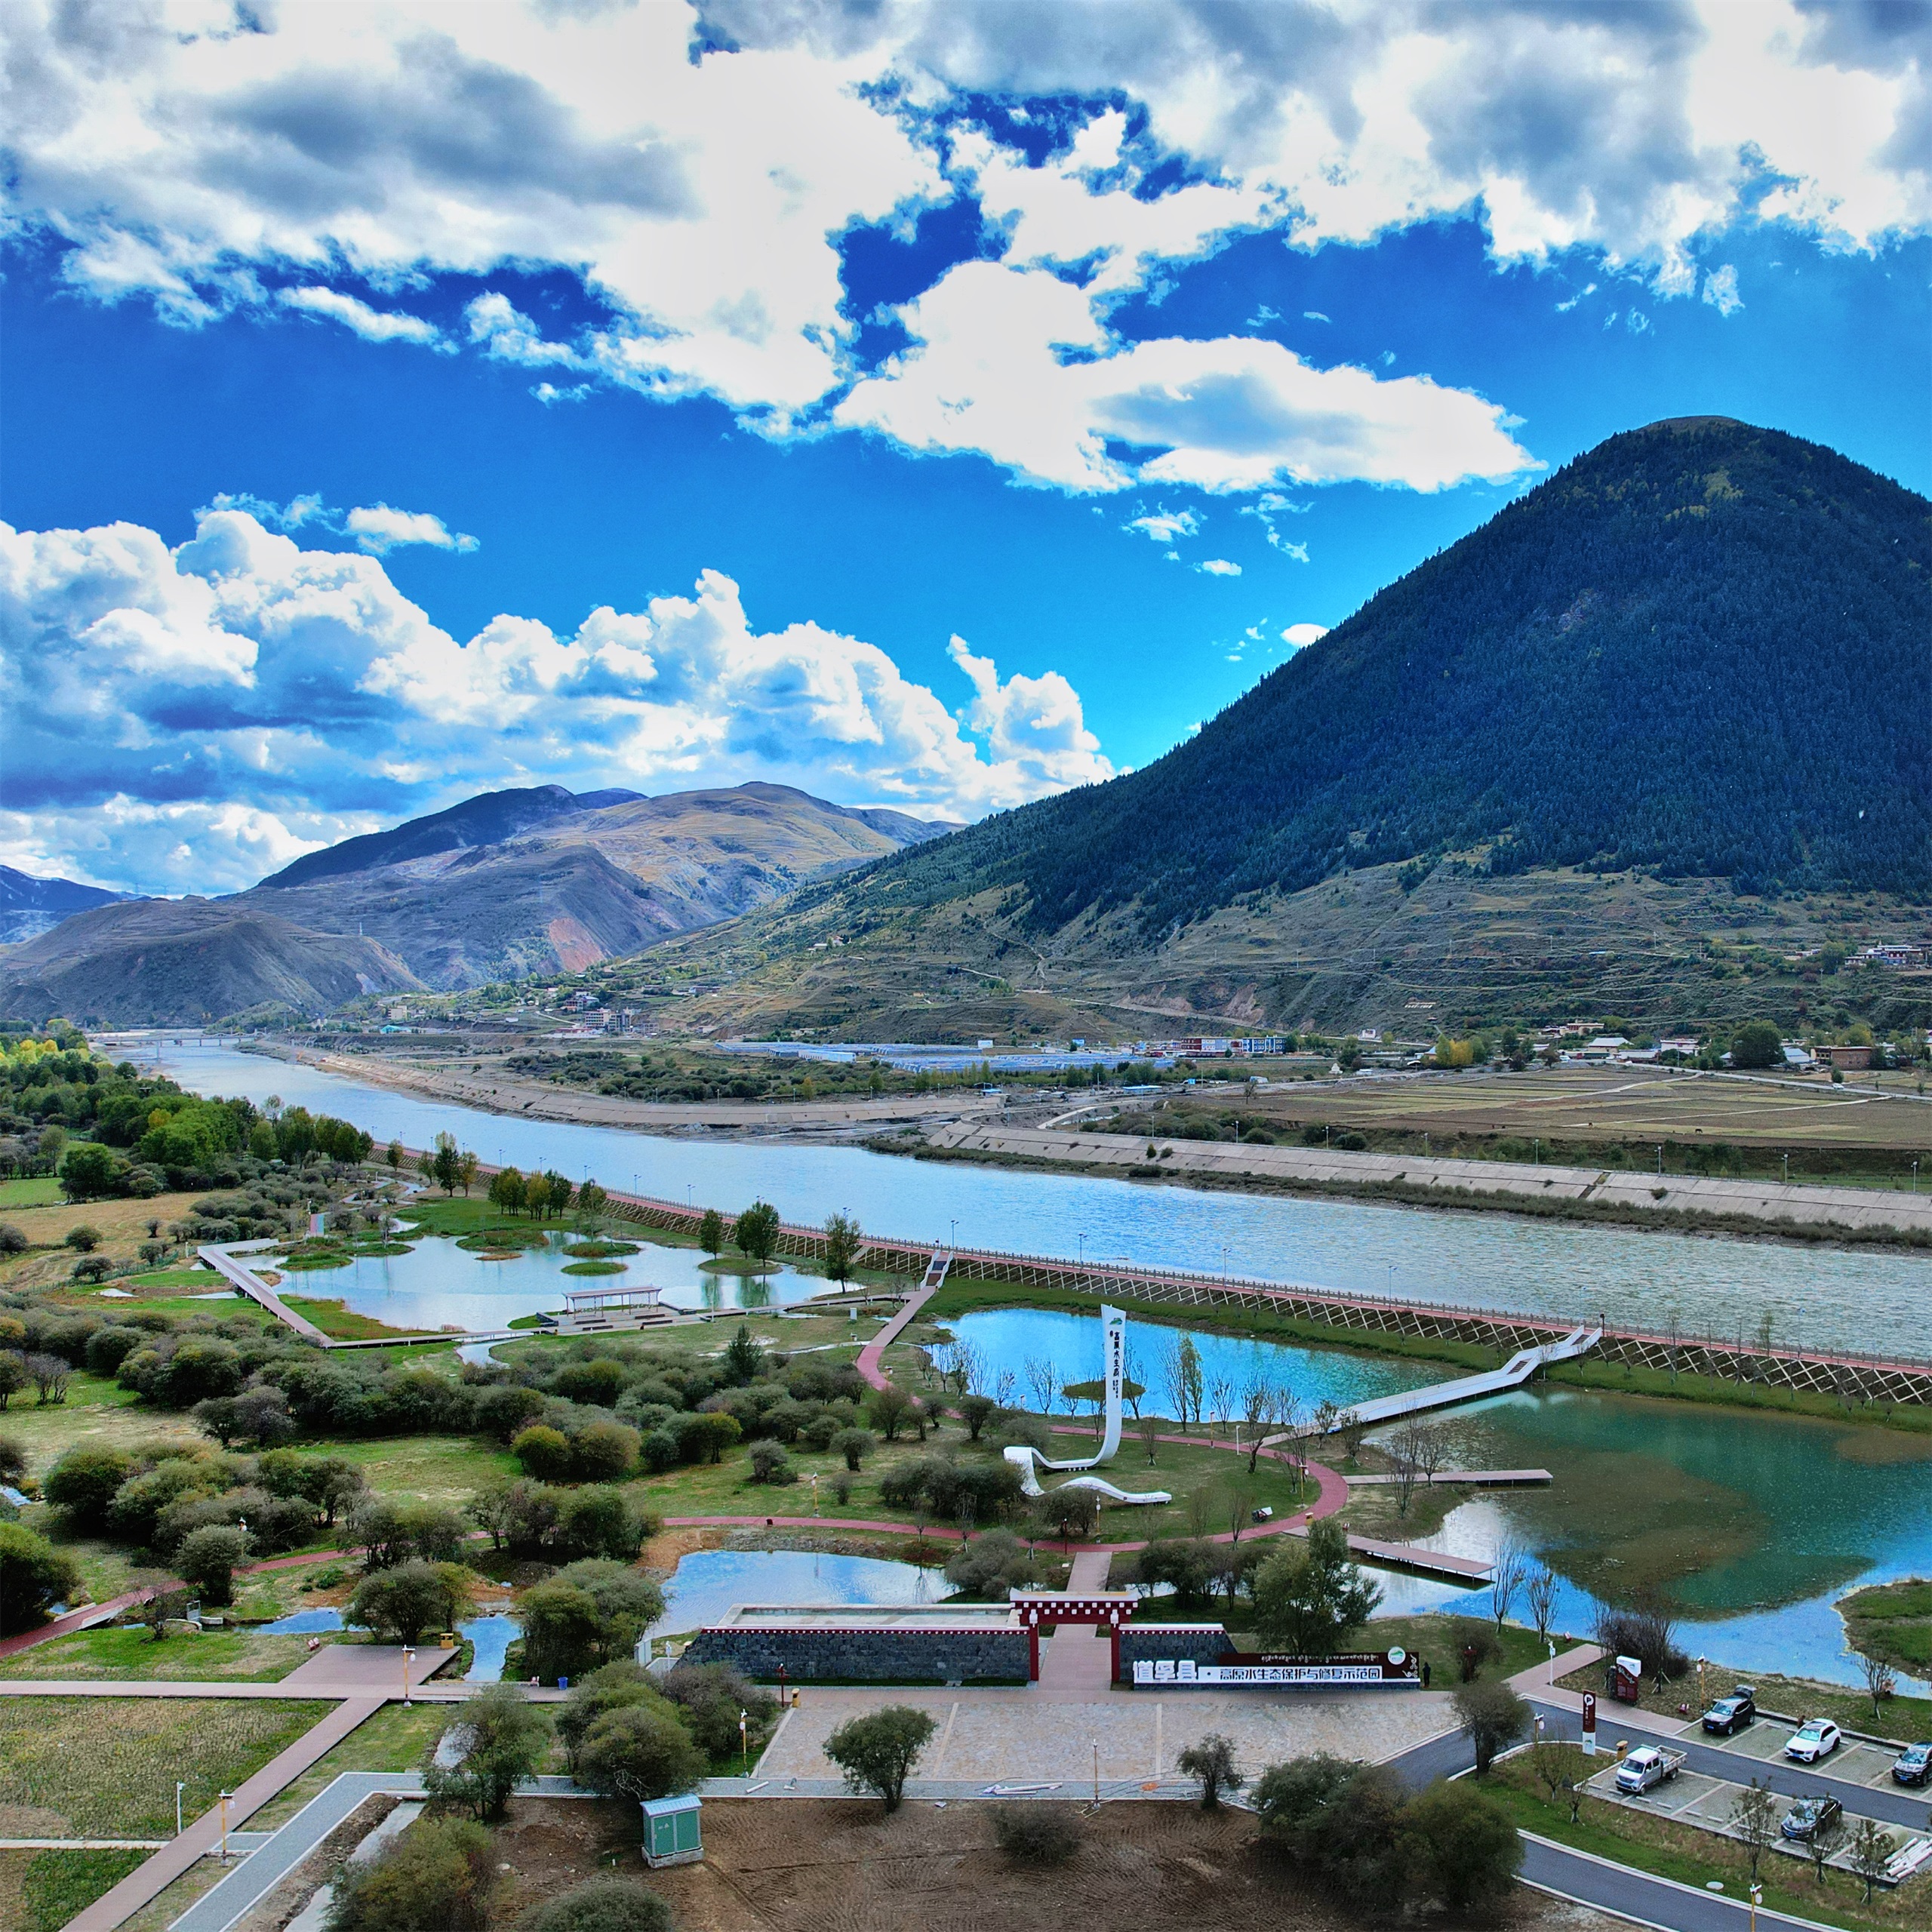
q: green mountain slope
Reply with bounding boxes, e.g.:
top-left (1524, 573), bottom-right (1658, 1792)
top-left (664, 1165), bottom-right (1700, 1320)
top-left (858, 418), bottom-right (1930, 934)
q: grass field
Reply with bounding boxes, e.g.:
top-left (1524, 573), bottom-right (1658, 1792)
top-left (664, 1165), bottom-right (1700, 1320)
top-left (280, 1294), bottom-right (430, 1340)
top-left (247, 1703), bottom-right (468, 1827)
top-left (1838, 1577), bottom-right (1932, 1676)
top-left (1555, 1657), bottom-right (1932, 1744)
top-left (1484, 1755), bottom-right (1926, 1931)
top-left (0, 1177), bottom-right (63, 1208)
top-left (0, 1848), bottom-right (150, 1932)
top-left (0, 1625), bottom-right (318, 1682)
top-left (0, 1697), bottom-right (329, 1838)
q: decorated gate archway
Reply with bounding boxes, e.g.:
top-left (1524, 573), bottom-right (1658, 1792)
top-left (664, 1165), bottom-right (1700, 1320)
top-left (1011, 1592), bottom-right (1137, 1681)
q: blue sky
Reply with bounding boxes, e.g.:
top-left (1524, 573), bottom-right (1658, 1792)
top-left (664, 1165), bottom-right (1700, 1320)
top-left (3, 0), bottom-right (1928, 894)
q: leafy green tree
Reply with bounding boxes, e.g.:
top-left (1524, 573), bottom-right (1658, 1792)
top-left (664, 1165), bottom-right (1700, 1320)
top-left (0, 1521), bottom-right (82, 1635)
top-left (324, 1817), bottom-right (497, 1932)
top-left (176, 1524), bottom-right (252, 1606)
top-left (721, 1323), bottom-right (763, 1385)
top-left (869, 1386), bottom-right (912, 1440)
top-left (1254, 1755), bottom-right (1410, 1910)
top-left (58, 1142), bottom-right (127, 1201)
top-left (518, 1561), bottom-right (663, 1684)
top-left (956, 1393), bottom-right (998, 1441)
top-left (490, 1166), bottom-right (527, 1215)
top-left (823, 1706), bottom-right (937, 1810)
top-left (574, 1180), bottom-right (609, 1224)
top-left (1252, 1517), bottom-right (1382, 1655)
top-left (823, 1211), bottom-right (860, 1285)
top-left (349, 1561), bottom-right (476, 1645)
top-left (697, 1207), bottom-right (724, 1255)
top-left (732, 1200), bottom-right (780, 1269)
top-left (0, 1355), bottom-right (26, 1411)
top-left (525, 1174), bottom-right (553, 1220)
top-left (556, 1663), bottom-right (671, 1773)
top-left (515, 1878), bottom-right (672, 1932)
top-left (423, 1683), bottom-right (551, 1821)
top-left (431, 1131), bottom-right (463, 1195)
top-left (543, 1172), bottom-right (575, 1218)
top-left (1451, 1678), bottom-right (1529, 1774)
top-left (512, 1424), bottom-right (575, 1483)
top-left (1401, 1779), bottom-right (1521, 1911)
top-left (829, 1427), bottom-right (874, 1472)
top-left (577, 1702), bottom-right (708, 1800)
top-left (1730, 1019), bottom-right (1784, 1069)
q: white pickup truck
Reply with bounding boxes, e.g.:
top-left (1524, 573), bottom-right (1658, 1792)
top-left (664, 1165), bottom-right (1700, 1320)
top-left (1615, 1746), bottom-right (1687, 1795)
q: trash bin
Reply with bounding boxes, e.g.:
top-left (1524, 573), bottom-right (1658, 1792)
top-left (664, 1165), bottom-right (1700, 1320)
top-left (641, 1794), bottom-right (703, 1869)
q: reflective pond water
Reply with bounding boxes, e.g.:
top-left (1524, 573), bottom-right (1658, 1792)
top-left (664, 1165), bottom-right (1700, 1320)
top-left (281, 1224), bottom-right (823, 1334)
top-left (645, 1548), bottom-right (945, 1640)
top-left (160, 1042), bottom-right (1932, 1356)
top-left (257, 1605), bottom-right (521, 1681)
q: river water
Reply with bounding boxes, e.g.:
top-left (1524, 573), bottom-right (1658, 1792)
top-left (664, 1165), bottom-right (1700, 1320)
top-left (159, 1043), bottom-right (1929, 1358)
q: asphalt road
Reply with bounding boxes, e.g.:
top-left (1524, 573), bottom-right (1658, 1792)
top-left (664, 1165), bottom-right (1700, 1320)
top-left (1527, 1701), bottom-right (1932, 1833)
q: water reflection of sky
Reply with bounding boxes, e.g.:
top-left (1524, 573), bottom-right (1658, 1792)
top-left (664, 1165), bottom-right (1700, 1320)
top-left (948, 1307), bottom-right (1446, 1416)
top-left (282, 1226), bottom-right (823, 1332)
top-left (645, 1549), bottom-right (945, 1640)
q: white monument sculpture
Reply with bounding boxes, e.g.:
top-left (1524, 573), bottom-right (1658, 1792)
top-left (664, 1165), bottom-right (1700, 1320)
top-left (1003, 1304), bottom-right (1171, 1506)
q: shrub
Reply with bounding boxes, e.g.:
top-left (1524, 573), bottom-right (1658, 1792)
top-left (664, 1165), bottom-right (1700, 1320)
top-left (570, 1419), bottom-right (640, 1484)
top-left (0, 1434), bottom-right (24, 1484)
top-left (0, 1521), bottom-right (82, 1635)
top-left (661, 1662), bottom-right (776, 1761)
top-left (823, 1706), bottom-right (936, 1810)
top-left (1177, 1732), bottom-right (1244, 1809)
top-left (556, 1663), bottom-right (673, 1773)
top-left (993, 1804), bottom-right (1081, 1863)
top-left (746, 1441), bottom-right (796, 1485)
top-left (1254, 1754), bottom-right (1411, 1912)
top-left (1401, 1779), bottom-right (1522, 1911)
top-left (675, 1412), bottom-right (740, 1464)
top-left (64, 1224), bottom-right (103, 1254)
top-left (0, 1223), bottom-right (25, 1255)
top-left (423, 1682), bottom-right (552, 1821)
top-left (1448, 1616), bottom-right (1503, 1681)
top-left (551, 1359), bottom-right (629, 1407)
top-left (575, 1703), bottom-right (708, 1801)
top-left (349, 1561), bottom-right (477, 1644)
top-left (1030, 1485), bottom-right (1099, 1543)
top-left (1594, 1601), bottom-right (1690, 1681)
top-left (519, 1561), bottom-right (664, 1684)
top-left (43, 1445), bottom-right (135, 1531)
top-left (556, 1487), bottom-right (652, 1562)
top-left (829, 1427), bottom-right (874, 1472)
top-left (1451, 1679), bottom-right (1529, 1775)
top-left (641, 1427), bottom-right (681, 1474)
top-left (324, 1815), bottom-right (497, 1932)
top-left (956, 1393), bottom-right (998, 1441)
top-left (943, 1529), bottom-right (1032, 1601)
top-left (84, 1326), bottom-right (145, 1377)
top-left (175, 1524), bottom-right (252, 1605)
top-left (475, 1383), bottom-right (546, 1442)
top-left (516, 1878), bottom-right (672, 1932)
top-left (512, 1424), bottom-right (576, 1482)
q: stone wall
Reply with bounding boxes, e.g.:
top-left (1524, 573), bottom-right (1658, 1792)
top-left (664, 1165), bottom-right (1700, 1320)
top-left (1118, 1624), bottom-right (1228, 1675)
top-left (681, 1625), bottom-right (1029, 1685)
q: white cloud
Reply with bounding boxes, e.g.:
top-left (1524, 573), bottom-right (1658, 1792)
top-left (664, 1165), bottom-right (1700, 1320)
top-left (1701, 263), bottom-right (1743, 317)
top-left (1197, 558), bottom-right (1241, 577)
top-left (0, 505), bottom-right (1111, 892)
top-left (532, 383), bottom-right (592, 405)
top-left (278, 286), bottom-right (442, 346)
top-left (343, 506), bottom-right (479, 556)
top-left (1124, 509), bottom-right (1199, 543)
top-left (4, 1), bottom-right (1922, 497)
top-left (1283, 623), bottom-right (1329, 648)
top-left (1303, 310), bottom-right (1331, 322)
top-left (838, 262), bottom-right (1535, 492)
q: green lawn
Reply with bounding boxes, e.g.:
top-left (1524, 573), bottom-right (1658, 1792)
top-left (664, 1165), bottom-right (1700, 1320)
top-left (324, 1432), bottom-right (520, 1506)
top-left (0, 1697), bottom-right (331, 1838)
top-left (3, 1848), bottom-right (150, 1932)
top-left (0, 1624), bottom-right (318, 1682)
top-left (247, 1703), bottom-right (469, 1827)
top-left (0, 1177), bottom-right (63, 1208)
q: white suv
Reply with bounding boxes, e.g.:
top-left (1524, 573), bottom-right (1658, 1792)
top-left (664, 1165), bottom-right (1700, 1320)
top-left (1785, 1719), bottom-right (1841, 1763)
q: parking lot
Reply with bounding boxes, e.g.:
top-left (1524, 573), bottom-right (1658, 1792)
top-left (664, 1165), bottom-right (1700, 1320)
top-left (1717, 1718), bottom-right (1921, 1794)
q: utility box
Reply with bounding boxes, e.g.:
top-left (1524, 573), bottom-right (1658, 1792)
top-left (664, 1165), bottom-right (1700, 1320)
top-left (641, 1794), bottom-right (703, 1869)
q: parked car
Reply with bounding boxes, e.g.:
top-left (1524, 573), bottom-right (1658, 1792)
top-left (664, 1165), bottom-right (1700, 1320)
top-left (1615, 1746), bottom-right (1686, 1795)
top-left (1893, 1742), bottom-right (1932, 1786)
top-left (1781, 1794), bottom-right (1844, 1841)
top-left (1785, 1718), bottom-right (1842, 1763)
top-left (1702, 1687), bottom-right (1756, 1735)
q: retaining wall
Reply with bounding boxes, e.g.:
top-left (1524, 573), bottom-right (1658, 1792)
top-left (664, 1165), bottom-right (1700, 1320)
top-left (679, 1624), bottom-right (1029, 1685)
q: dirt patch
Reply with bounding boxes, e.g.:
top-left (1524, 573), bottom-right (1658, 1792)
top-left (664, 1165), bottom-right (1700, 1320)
top-left (476, 1798), bottom-right (1618, 1932)
top-left (227, 1794), bottom-right (405, 1932)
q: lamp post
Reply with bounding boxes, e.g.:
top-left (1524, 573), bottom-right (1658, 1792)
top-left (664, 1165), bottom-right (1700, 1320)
top-left (1749, 1883), bottom-right (1761, 1931)
top-left (402, 1646), bottom-right (415, 1708)
top-left (176, 1782), bottom-right (186, 1838)
top-left (218, 1791), bottom-right (232, 1861)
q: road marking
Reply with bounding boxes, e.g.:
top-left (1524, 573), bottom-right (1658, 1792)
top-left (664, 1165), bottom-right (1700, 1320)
top-left (931, 1700), bottom-right (960, 1780)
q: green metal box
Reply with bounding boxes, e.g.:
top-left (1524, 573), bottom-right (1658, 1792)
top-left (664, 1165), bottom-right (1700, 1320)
top-left (641, 1793), bottom-right (703, 1868)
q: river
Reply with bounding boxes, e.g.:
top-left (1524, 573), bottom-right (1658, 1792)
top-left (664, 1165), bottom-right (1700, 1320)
top-left (156, 1041), bottom-right (1930, 1358)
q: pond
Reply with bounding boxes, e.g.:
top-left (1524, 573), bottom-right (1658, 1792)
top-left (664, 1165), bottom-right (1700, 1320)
top-left (161, 1042), bottom-right (1932, 1358)
top-left (256, 1606), bottom-right (521, 1682)
top-left (278, 1224), bottom-right (825, 1334)
top-left (946, 1306), bottom-right (1449, 1417)
top-left (645, 1548), bottom-right (946, 1641)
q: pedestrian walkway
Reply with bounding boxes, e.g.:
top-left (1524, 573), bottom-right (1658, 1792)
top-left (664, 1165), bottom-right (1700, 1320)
top-left (854, 1285), bottom-right (934, 1389)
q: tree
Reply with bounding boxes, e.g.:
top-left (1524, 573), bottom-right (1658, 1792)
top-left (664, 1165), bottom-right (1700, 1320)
top-left (525, 1174), bottom-right (552, 1220)
top-left (423, 1682), bottom-right (552, 1821)
top-left (1530, 1740), bottom-right (1587, 1824)
top-left (829, 1427), bottom-right (874, 1472)
top-left (64, 1223), bottom-right (102, 1253)
top-left (574, 1180), bottom-right (608, 1225)
top-left (1452, 1678), bottom-right (1529, 1775)
top-left (1847, 1815), bottom-right (1893, 1905)
top-left (386, 1138), bottom-right (404, 1174)
top-left (59, 1143), bottom-right (126, 1202)
top-left (490, 1166), bottom-right (527, 1216)
top-left (721, 1323), bottom-right (763, 1385)
top-left (1177, 1733), bottom-right (1243, 1810)
top-left (512, 1424), bottom-right (575, 1483)
top-left (431, 1131), bottom-right (463, 1195)
top-left (1730, 1780), bottom-right (1779, 1883)
top-left (697, 1208), bottom-right (724, 1256)
top-left (823, 1706), bottom-right (936, 1810)
top-left (0, 1521), bottom-right (81, 1635)
top-left (1809, 1804), bottom-right (1845, 1885)
top-left (457, 1151), bottom-right (479, 1196)
top-left (556, 1663), bottom-right (667, 1772)
top-left (576, 1699), bottom-right (708, 1798)
top-left (1524, 1562), bottom-right (1559, 1645)
top-left (1730, 1019), bottom-right (1783, 1070)
top-left (349, 1561), bottom-right (476, 1644)
top-left (1254, 1755), bottom-right (1411, 1911)
top-left (1032, 1484), bottom-right (1100, 1545)
top-left (1489, 1538), bottom-right (1529, 1634)
top-left (733, 1200), bottom-right (780, 1269)
top-left (324, 1816), bottom-right (497, 1932)
top-left (1856, 1644), bottom-right (1897, 1718)
top-left (515, 1878), bottom-right (673, 1932)
top-left (1401, 1779), bottom-right (1522, 1911)
top-left (823, 1211), bottom-right (860, 1285)
top-left (176, 1524), bottom-right (252, 1606)
top-left (1450, 1616), bottom-right (1502, 1681)
top-left (869, 1386), bottom-right (913, 1441)
top-left (1251, 1517), bottom-right (1381, 1655)
top-left (519, 1561), bottom-right (664, 1683)
top-left (0, 1355), bottom-right (26, 1410)
top-left (23, 1353), bottom-right (70, 1404)
top-left (956, 1393), bottom-right (998, 1441)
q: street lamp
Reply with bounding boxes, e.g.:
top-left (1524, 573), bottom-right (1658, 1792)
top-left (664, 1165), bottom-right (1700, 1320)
top-left (402, 1646), bottom-right (416, 1707)
top-left (218, 1791), bottom-right (232, 1861)
top-left (176, 1782), bottom-right (186, 1838)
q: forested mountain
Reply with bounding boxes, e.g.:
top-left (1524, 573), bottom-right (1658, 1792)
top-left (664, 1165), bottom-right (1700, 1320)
top-left (854, 419), bottom-right (1930, 934)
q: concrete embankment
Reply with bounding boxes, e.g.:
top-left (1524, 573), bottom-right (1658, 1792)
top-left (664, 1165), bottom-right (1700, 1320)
top-left (921, 1120), bottom-right (1932, 1241)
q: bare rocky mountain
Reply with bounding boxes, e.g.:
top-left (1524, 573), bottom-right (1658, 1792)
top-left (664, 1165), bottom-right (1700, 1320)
top-left (0, 865), bottom-right (131, 945)
top-left (1, 783), bottom-right (956, 1023)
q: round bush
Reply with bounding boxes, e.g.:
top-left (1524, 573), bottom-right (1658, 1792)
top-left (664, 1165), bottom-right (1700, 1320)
top-left (993, 1804), bottom-right (1081, 1863)
top-left (512, 1424), bottom-right (575, 1483)
top-left (518, 1878), bottom-right (672, 1932)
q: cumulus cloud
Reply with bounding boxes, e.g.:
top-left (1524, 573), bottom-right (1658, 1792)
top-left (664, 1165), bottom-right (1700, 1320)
top-left (0, 505), bottom-right (1111, 893)
top-left (4, 1), bottom-right (1922, 495)
top-left (1196, 558), bottom-right (1241, 576)
top-left (1124, 509), bottom-right (1200, 543)
top-left (1701, 263), bottom-right (1743, 316)
top-left (1283, 622), bottom-right (1329, 648)
top-left (343, 506), bottom-right (479, 555)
